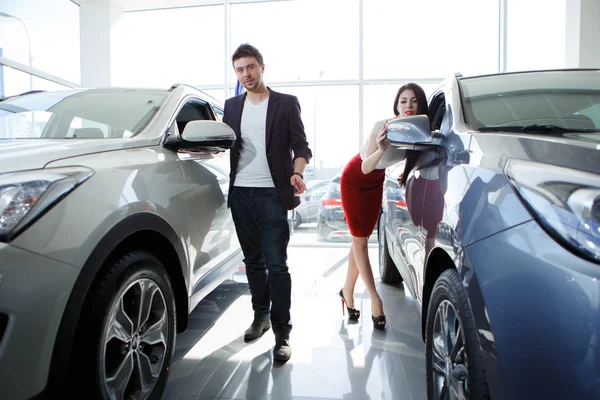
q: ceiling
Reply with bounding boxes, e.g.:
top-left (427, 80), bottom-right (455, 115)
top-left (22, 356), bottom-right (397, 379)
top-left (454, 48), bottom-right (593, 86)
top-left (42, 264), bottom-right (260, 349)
top-left (73, 0), bottom-right (225, 12)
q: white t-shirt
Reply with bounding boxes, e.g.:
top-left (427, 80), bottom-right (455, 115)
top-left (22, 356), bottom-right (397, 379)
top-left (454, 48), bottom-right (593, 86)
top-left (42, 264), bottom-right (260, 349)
top-left (360, 119), bottom-right (407, 170)
top-left (234, 97), bottom-right (275, 188)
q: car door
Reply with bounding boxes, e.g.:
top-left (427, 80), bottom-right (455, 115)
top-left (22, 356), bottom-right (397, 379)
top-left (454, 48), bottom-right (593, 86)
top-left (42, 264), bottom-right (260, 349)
top-left (385, 154), bottom-right (423, 299)
top-left (388, 90), bottom-right (451, 304)
top-left (170, 98), bottom-right (239, 287)
top-left (408, 92), bottom-right (448, 302)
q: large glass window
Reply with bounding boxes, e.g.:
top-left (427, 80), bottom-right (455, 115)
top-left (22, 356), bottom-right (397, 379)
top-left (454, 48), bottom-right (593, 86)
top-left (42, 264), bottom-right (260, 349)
top-left (230, 0), bottom-right (359, 83)
top-left (363, 82), bottom-right (441, 138)
top-left (1, 67), bottom-right (71, 98)
top-left (111, 5), bottom-right (225, 88)
top-left (363, 0), bottom-right (499, 79)
top-left (0, 0), bottom-right (80, 83)
top-left (506, 0), bottom-right (566, 71)
top-left (273, 85), bottom-right (359, 170)
top-left (198, 88), bottom-right (226, 106)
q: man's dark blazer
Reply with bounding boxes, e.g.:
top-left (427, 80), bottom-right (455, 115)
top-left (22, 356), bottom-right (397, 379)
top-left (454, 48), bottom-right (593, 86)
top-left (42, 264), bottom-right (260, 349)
top-left (222, 88), bottom-right (312, 210)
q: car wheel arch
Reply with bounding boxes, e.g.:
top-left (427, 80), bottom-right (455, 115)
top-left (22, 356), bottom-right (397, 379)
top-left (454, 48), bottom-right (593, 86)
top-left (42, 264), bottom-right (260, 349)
top-left (421, 247), bottom-right (457, 340)
top-left (45, 213), bottom-right (189, 397)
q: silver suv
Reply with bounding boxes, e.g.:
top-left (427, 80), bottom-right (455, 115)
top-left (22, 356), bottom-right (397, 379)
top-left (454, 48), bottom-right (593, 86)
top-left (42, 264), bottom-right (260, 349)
top-left (0, 85), bottom-right (244, 399)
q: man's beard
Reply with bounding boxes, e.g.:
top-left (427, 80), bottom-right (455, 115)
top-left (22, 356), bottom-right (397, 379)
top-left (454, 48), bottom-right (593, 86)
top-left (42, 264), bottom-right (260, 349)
top-left (243, 78), bottom-right (261, 91)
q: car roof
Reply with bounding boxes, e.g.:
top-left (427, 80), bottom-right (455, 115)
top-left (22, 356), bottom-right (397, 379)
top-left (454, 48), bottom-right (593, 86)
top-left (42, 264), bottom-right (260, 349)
top-left (457, 68), bottom-right (600, 81)
top-left (1, 84), bottom-right (221, 107)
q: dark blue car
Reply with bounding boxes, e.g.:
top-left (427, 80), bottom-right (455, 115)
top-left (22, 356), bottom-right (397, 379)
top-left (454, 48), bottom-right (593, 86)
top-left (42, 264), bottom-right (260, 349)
top-left (378, 69), bottom-right (600, 400)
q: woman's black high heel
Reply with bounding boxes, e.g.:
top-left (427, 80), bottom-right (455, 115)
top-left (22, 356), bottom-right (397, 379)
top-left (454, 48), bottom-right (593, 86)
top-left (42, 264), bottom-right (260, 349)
top-left (372, 315), bottom-right (386, 330)
top-left (339, 289), bottom-right (360, 321)
top-left (371, 303), bottom-right (386, 330)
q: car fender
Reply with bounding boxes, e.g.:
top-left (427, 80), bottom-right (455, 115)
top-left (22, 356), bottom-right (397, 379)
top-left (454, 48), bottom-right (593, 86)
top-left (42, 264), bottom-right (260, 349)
top-left (43, 211), bottom-right (188, 397)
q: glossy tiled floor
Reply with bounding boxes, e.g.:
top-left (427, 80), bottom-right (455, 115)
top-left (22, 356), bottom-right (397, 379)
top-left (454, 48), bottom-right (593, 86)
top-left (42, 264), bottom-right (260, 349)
top-left (163, 231), bottom-right (426, 400)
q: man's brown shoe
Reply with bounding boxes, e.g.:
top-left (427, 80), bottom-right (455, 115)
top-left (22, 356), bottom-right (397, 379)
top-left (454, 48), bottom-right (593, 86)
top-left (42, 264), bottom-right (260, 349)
top-left (244, 320), bottom-right (271, 342)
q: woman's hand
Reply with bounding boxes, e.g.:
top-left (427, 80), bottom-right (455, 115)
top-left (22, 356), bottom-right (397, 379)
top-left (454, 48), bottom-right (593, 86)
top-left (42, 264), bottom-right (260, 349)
top-left (376, 120), bottom-right (390, 152)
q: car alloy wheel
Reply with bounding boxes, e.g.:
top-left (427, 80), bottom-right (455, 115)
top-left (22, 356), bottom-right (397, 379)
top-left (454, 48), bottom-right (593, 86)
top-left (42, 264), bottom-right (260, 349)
top-left (431, 299), bottom-right (469, 400)
top-left (425, 269), bottom-right (489, 400)
top-left (71, 251), bottom-right (176, 400)
top-left (101, 278), bottom-right (169, 399)
top-left (294, 213), bottom-right (302, 229)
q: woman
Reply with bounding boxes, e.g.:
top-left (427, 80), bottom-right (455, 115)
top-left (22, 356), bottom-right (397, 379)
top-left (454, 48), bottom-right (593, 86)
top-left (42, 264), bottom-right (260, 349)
top-left (339, 83), bottom-right (429, 330)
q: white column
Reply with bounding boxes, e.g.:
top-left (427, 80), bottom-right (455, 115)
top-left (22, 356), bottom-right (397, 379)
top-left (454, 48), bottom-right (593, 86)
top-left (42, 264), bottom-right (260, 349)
top-left (565, 0), bottom-right (600, 68)
top-left (79, 0), bottom-right (123, 87)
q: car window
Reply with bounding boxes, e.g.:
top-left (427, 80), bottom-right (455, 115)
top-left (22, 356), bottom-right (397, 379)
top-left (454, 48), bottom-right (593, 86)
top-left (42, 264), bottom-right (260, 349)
top-left (0, 110), bottom-right (52, 139)
top-left (429, 93), bottom-right (446, 132)
top-left (67, 117), bottom-right (111, 139)
top-left (459, 70), bottom-right (600, 134)
top-left (0, 88), bottom-right (169, 139)
top-left (212, 105), bottom-right (224, 122)
top-left (577, 104), bottom-right (600, 128)
top-left (328, 177), bottom-right (341, 196)
top-left (174, 100), bottom-right (214, 134)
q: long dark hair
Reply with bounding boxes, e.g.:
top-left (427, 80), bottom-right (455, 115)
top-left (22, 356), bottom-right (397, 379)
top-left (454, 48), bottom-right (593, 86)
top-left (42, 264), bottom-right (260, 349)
top-left (393, 83), bottom-right (429, 118)
top-left (394, 83), bottom-right (429, 187)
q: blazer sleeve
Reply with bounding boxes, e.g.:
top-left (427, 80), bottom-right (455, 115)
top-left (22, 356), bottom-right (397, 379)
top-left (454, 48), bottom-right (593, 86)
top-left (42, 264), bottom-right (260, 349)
top-left (288, 96), bottom-right (313, 163)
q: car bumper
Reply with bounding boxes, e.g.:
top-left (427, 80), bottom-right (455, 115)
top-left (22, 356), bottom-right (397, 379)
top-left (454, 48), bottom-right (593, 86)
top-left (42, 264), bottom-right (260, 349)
top-left (0, 242), bottom-right (80, 400)
top-left (464, 220), bottom-right (600, 400)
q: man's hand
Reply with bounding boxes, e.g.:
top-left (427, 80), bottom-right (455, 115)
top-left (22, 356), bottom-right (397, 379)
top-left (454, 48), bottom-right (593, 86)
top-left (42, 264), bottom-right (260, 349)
top-left (290, 174), bottom-right (306, 195)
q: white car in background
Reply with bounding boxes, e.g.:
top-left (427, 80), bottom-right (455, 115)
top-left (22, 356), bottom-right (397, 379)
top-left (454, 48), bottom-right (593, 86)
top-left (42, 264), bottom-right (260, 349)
top-left (0, 85), bottom-right (244, 399)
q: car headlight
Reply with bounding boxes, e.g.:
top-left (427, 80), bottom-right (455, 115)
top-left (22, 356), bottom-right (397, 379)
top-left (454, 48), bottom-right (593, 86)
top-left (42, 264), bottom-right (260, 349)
top-left (0, 167), bottom-right (94, 242)
top-left (506, 159), bottom-right (600, 263)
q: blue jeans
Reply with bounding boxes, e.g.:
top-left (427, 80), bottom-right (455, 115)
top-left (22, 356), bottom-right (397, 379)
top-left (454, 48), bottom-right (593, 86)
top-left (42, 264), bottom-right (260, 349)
top-left (229, 187), bottom-right (291, 336)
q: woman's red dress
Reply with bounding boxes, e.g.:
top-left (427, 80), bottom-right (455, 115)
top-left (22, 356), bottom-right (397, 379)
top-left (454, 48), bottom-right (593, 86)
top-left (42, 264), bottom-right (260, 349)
top-left (340, 153), bottom-right (386, 238)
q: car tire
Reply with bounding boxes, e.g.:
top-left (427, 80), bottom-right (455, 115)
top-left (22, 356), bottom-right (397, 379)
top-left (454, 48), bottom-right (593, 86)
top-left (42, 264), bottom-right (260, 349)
top-left (425, 269), bottom-right (490, 400)
top-left (378, 214), bottom-right (402, 284)
top-left (74, 250), bottom-right (176, 400)
top-left (294, 213), bottom-right (302, 229)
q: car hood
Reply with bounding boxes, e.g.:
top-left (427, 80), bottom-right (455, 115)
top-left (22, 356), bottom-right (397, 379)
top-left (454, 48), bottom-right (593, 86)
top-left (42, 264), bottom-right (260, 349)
top-left (0, 139), bottom-right (135, 174)
top-left (470, 132), bottom-right (600, 174)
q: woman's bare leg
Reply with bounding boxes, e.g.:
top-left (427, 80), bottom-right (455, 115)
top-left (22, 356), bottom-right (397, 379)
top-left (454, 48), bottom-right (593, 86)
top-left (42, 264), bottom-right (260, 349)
top-left (342, 243), bottom-right (360, 309)
top-left (351, 236), bottom-right (384, 317)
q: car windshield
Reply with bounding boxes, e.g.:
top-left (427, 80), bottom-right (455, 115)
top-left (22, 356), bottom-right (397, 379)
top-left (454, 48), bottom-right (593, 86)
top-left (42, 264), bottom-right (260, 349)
top-left (327, 176), bottom-right (341, 197)
top-left (0, 88), bottom-right (169, 139)
top-left (459, 70), bottom-right (600, 139)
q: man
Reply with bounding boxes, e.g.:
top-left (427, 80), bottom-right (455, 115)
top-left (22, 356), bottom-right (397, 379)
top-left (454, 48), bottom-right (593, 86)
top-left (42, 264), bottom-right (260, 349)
top-left (223, 43), bottom-right (312, 362)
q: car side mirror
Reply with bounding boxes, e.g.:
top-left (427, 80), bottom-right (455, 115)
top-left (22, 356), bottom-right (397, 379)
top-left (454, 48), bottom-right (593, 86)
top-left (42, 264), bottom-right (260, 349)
top-left (181, 120), bottom-right (236, 149)
top-left (386, 115), bottom-right (433, 149)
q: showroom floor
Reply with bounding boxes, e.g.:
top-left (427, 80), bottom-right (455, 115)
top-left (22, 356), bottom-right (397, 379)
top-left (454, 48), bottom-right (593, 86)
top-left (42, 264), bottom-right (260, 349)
top-left (163, 225), bottom-right (426, 400)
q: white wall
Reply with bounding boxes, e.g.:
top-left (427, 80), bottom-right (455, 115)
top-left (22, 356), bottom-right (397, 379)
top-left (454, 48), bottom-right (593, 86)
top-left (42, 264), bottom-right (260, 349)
top-left (79, 0), bottom-right (123, 87)
top-left (566, 0), bottom-right (600, 68)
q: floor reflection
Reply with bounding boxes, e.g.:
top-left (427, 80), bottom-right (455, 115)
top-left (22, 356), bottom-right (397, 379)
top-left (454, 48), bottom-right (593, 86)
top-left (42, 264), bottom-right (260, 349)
top-left (340, 320), bottom-right (382, 400)
top-left (164, 235), bottom-right (425, 400)
top-left (173, 279), bottom-right (249, 363)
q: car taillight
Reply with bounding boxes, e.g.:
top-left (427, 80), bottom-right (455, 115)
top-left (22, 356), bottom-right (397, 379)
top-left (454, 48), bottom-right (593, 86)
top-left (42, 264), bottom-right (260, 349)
top-left (395, 199), bottom-right (407, 209)
top-left (322, 197), bottom-right (342, 210)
